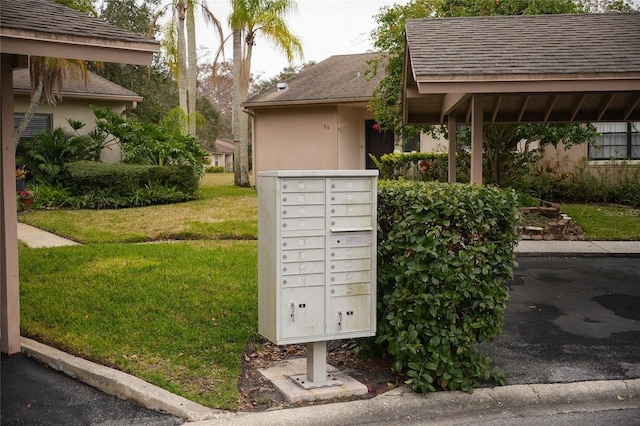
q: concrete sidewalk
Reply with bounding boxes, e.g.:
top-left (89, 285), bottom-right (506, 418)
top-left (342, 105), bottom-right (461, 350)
top-left (17, 222), bottom-right (80, 248)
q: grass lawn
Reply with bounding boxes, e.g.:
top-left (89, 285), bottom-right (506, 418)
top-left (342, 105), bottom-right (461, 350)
top-left (561, 203), bottom-right (640, 241)
top-left (18, 173), bottom-right (259, 409)
top-left (19, 173), bottom-right (257, 243)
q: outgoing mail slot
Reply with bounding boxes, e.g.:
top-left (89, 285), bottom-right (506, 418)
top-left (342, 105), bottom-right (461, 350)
top-left (330, 233), bottom-right (372, 247)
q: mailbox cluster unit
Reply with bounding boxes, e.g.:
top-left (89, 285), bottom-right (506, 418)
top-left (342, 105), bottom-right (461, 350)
top-left (258, 170), bottom-right (378, 345)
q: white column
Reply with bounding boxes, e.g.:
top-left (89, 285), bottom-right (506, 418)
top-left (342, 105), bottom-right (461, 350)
top-left (447, 115), bottom-right (457, 183)
top-left (470, 96), bottom-right (484, 185)
top-left (1, 54), bottom-right (21, 355)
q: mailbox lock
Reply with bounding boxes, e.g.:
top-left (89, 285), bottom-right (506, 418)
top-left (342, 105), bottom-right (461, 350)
top-left (331, 184), bottom-right (335, 188)
top-left (331, 196), bottom-right (335, 201)
top-left (289, 301), bottom-right (296, 322)
top-left (331, 208), bottom-right (335, 213)
top-left (283, 197), bottom-right (287, 202)
top-left (283, 279), bottom-right (288, 285)
top-left (282, 241), bottom-right (288, 247)
top-left (282, 266), bottom-right (287, 272)
top-left (330, 252), bottom-right (335, 257)
top-left (337, 311), bottom-right (343, 331)
top-left (283, 184), bottom-right (288, 189)
top-left (331, 221), bottom-right (335, 226)
top-left (283, 223), bottom-right (287, 228)
top-left (331, 277), bottom-right (335, 282)
top-left (283, 209), bottom-right (288, 215)
top-left (282, 254), bottom-right (287, 259)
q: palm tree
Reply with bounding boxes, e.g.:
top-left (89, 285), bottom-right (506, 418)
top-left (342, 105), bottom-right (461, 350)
top-left (149, 0), bottom-right (223, 135)
top-left (229, 0), bottom-right (303, 187)
top-left (14, 57), bottom-right (89, 144)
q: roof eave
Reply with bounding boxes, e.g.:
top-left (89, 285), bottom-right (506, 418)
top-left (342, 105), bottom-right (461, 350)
top-left (243, 97), bottom-right (372, 110)
top-left (0, 29), bottom-right (158, 66)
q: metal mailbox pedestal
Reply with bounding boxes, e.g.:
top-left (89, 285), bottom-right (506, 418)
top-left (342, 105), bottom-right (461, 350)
top-left (258, 170), bottom-right (377, 388)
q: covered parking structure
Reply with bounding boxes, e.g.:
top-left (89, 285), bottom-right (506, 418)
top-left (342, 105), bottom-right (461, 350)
top-left (402, 13), bottom-right (640, 184)
top-left (1, 0), bottom-right (159, 355)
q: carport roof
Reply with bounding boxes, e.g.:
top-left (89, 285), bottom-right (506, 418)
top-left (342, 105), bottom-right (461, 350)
top-left (0, 0), bottom-right (158, 65)
top-left (403, 13), bottom-right (640, 125)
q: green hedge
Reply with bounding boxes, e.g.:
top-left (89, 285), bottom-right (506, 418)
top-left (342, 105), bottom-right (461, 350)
top-left (58, 161), bottom-right (198, 208)
top-left (376, 180), bottom-right (519, 393)
top-left (372, 152), bottom-right (470, 182)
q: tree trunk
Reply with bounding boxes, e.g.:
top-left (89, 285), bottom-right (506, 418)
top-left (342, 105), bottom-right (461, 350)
top-left (186, 3), bottom-right (197, 136)
top-left (232, 28), bottom-right (248, 186)
top-left (176, 3), bottom-right (188, 134)
top-left (14, 74), bottom-right (44, 144)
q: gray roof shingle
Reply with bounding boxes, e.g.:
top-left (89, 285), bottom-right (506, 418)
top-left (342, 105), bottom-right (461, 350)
top-left (12, 69), bottom-right (142, 101)
top-left (406, 13), bottom-right (640, 78)
top-left (0, 0), bottom-right (153, 45)
top-left (244, 53), bottom-right (387, 106)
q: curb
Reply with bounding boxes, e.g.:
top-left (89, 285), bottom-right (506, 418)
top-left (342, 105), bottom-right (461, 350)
top-left (20, 337), bottom-right (230, 422)
top-left (188, 379), bottom-right (640, 425)
top-left (19, 338), bottom-right (640, 425)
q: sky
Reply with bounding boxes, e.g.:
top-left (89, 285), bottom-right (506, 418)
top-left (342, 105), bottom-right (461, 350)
top-left (197, 0), bottom-right (410, 80)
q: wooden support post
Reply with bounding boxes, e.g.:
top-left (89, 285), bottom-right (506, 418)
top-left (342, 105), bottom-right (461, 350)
top-left (448, 115), bottom-right (457, 183)
top-left (1, 54), bottom-right (21, 355)
top-left (470, 96), bottom-right (484, 185)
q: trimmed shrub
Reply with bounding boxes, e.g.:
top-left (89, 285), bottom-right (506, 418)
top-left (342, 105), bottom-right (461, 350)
top-left (58, 161), bottom-right (198, 208)
top-left (372, 152), bottom-right (470, 183)
top-left (376, 180), bottom-right (519, 393)
top-left (206, 166), bottom-right (226, 173)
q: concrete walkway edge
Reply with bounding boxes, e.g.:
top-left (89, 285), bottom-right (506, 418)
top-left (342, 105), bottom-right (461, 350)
top-left (21, 338), bottom-right (229, 422)
top-left (188, 379), bottom-right (640, 425)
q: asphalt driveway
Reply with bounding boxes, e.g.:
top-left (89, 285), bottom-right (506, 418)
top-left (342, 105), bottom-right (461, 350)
top-left (480, 256), bottom-right (640, 385)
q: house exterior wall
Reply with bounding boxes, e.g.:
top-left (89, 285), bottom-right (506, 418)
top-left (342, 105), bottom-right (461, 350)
top-left (337, 105), bottom-right (372, 170)
top-left (252, 106), bottom-right (339, 176)
top-left (14, 97), bottom-right (127, 163)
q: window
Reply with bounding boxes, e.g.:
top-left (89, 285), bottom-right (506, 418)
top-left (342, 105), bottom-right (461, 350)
top-left (403, 133), bottom-right (420, 152)
top-left (14, 113), bottom-right (52, 140)
top-left (588, 122), bottom-right (640, 160)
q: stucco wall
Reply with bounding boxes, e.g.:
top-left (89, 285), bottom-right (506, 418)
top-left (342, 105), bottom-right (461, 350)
top-left (14, 98), bottom-right (126, 163)
top-left (337, 105), bottom-right (372, 170)
top-left (252, 106), bottom-right (339, 176)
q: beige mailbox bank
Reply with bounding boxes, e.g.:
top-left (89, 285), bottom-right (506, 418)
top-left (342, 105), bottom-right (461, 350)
top-left (258, 170), bottom-right (378, 389)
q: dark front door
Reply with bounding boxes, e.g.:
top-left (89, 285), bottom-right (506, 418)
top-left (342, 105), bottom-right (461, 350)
top-left (365, 120), bottom-right (394, 169)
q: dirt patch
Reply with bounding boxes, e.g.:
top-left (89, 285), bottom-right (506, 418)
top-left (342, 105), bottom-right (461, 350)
top-left (237, 338), bottom-right (403, 411)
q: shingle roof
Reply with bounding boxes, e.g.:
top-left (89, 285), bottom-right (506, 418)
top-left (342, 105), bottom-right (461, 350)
top-left (12, 69), bottom-right (142, 101)
top-left (406, 13), bottom-right (640, 78)
top-left (244, 53), bottom-right (387, 107)
top-left (0, 0), bottom-right (153, 46)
